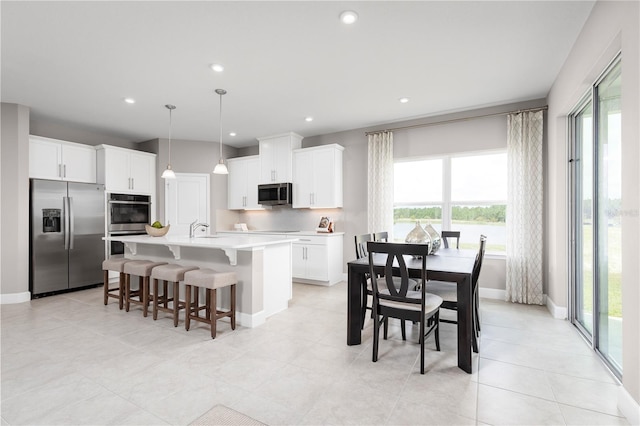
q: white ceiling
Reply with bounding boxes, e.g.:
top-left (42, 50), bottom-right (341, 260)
top-left (1, 1), bottom-right (595, 148)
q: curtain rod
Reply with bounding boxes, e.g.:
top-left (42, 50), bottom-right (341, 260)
top-left (364, 105), bottom-right (548, 136)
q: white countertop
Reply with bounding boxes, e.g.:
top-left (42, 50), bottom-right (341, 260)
top-left (218, 230), bottom-right (345, 237)
top-left (104, 233), bottom-right (299, 250)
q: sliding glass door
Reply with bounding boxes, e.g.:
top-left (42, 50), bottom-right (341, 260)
top-left (570, 56), bottom-right (622, 378)
top-left (573, 100), bottom-right (594, 336)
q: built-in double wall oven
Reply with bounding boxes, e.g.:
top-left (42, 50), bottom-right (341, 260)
top-left (107, 193), bottom-right (151, 256)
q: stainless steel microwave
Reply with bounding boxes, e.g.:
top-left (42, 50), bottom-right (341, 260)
top-left (257, 183), bottom-right (292, 206)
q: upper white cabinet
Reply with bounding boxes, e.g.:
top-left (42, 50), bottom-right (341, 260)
top-left (29, 135), bottom-right (97, 183)
top-left (227, 155), bottom-right (263, 210)
top-left (96, 145), bottom-right (156, 194)
top-left (258, 132), bottom-right (302, 184)
top-left (292, 144), bottom-right (344, 209)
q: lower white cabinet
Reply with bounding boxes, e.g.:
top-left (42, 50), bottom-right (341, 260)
top-left (292, 234), bottom-right (343, 285)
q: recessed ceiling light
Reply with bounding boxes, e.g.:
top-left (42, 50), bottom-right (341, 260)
top-left (399, 97), bottom-right (410, 103)
top-left (340, 10), bottom-right (358, 24)
top-left (305, 117), bottom-right (314, 122)
top-left (124, 97), bottom-right (135, 104)
top-left (210, 63), bottom-right (224, 72)
top-left (229, 132), bottom-right (237, 137)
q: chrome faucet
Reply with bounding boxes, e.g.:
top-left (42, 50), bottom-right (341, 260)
top-left (189, 219), bottom-right (209, 238)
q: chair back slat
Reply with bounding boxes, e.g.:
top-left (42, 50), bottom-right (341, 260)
top-left (367, 241), bottom-right (429, 305)
top-left (354, 234), bottom-right (373, 259)
top-left (472, 235), bottom-right (487, 289)
top-left (373, 231), bottom-right (389, 242)
top-left (441, 230), bottom-right (461, 249)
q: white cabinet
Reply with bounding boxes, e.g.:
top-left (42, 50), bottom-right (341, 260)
top-left (29, 136), bottom-right (96, 183)
top-left (96, 145), bottom-right (156, 194)
top-left (292, 234), bottom-right (343, 285)
top-left (227, 155), bottom-right (263, 210)
top-left (292, 144), bottom-right (343, 209)
top-left (258, 132), bottom-right (302, 183)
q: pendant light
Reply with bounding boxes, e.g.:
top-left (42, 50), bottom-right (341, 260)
top-left (213, 89), bottom-right (229, 175)
top-left (161, 104), bottom-right (177, 179)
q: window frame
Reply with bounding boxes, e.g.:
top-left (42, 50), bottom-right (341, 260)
top-left (394, 149), bottom-right (507, 255)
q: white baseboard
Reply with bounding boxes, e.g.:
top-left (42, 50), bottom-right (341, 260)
top-left (546, 295), bottom-right (568, 319)
top-left (0, 291), bottom-right (31, 304)
top-left (237, 310), bottom-right (265, 328)
top-left (479, 287), bottom-right (505, 300)
top-left (293, 278), bottom-right (335, 287)
top-left (619, 386), bottom-right (640, 426)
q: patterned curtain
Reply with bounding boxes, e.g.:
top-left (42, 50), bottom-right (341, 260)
top-left (506, 110), bottom-right (544, 305)
top-left (367, 132), bottom-right (394, 238)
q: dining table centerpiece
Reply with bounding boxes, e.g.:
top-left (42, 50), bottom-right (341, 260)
top-left (404, 221), bottom-right (432, 256)
top-left (424, 223), bottom-right (441, 254)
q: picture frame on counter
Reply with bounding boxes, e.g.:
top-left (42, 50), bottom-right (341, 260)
top-left (316, 216), bottom-right (333, 233)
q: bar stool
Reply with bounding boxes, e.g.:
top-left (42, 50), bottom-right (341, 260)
top-left (123, 260), bottom-right (168, 317)
top-left (183, 268), bottom-right (237, 339)
top-left (102, 258), bottom-right (132, 309)
top-left (150, 264), bottom-right (199, 327)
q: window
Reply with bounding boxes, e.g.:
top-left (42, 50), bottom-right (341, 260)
top-left (394, 152), bottom-right (507, 254)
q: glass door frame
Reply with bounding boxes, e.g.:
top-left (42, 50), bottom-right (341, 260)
top-left (568, 95), bottom-right (593, 341)
top-left (568, 52), bottom-right (622, 380)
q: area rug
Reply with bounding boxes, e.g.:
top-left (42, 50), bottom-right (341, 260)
top-left (189, 404), bottom-right (266, 426)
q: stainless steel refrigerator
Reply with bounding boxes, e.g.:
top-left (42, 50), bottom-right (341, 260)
top-left (30, 179), bottom-right (105, 297)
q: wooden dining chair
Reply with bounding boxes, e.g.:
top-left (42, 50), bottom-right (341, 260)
top-left (441, 230), bottom-right (461, 249)
top-left (426, 235), bottom-right (486, 353)
top-left (373, 231), bottom-right (389, 242)
top-left (355, 233), bottom-right (372, 260)
top-left (367, 241), bottom-right (442, 374)
top-left (355, 234), bottom-right (374, 328)
top-left (357, 233), bottom-right (420, 330)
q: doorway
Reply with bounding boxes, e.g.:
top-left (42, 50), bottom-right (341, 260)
top-left (165, 173), bottom-right (210, 236)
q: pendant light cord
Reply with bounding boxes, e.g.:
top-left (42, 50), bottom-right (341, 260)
top-left (212, 89), bottom-right (228, 174)
top-left (219, 91), bottom-right (223, 160)
top-left (168, 107), bottom-right (172, 165)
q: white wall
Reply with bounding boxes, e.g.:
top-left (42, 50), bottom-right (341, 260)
top-left (30, 116), bottom-right (137, 149)
top-left (139, 138), bottom-right (239, 231)
top-left (546, 0), bottom-right (639, 410)
top-left (0, 103), bottom-right (31, 302)
top-left (302, 99), bottom-right (546, 293)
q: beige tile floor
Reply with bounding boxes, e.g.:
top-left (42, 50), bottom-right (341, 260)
top-left (0, 281), bottom-right (629, 425)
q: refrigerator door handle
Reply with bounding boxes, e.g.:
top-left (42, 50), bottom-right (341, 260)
top-left (68, 196), bottom-right (75, 250)
top-left (63, 196), bottom-right (70, 249)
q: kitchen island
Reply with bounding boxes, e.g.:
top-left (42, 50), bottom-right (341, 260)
top-left (104, 233), bottom-right (298, 327)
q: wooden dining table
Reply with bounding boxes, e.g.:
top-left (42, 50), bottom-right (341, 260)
top-left (347, 248), bottom-right (477, 373)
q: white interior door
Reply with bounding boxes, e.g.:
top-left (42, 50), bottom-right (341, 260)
top-left (165, 173), bottom-right (210, 236)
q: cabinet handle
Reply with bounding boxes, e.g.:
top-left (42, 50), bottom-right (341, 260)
top-left (58, 164), bottom-right (62, 178)
top-left (131, 178), bottom-right (134, 190)
top-left (63, 164), bottom-right (66, 178)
